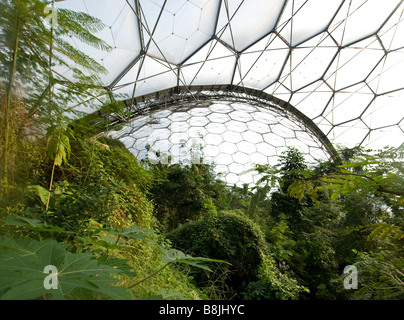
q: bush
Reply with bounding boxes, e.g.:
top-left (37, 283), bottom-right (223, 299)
top-left (167, 210), bottom-right (268, 298)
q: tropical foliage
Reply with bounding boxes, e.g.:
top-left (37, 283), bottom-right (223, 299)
top-left (0, 0), bottom-right (403, 301)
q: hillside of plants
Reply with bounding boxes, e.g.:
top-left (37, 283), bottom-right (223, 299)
top-left (1, 0), bottom-right (403, 300)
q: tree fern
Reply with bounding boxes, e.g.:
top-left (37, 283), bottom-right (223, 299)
top-left (0, 0), bottom-right (113, 192)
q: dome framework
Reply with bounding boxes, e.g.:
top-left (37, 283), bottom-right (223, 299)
top-left (55, 0), bottom-right (404, 184)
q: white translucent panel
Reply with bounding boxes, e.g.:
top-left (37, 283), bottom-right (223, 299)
top-left (292, 138), bottom-right (313, 153)
top-left (225, 172), bottom-right (239, 185)
top-left (220, 142), bottom-right (238, 155)
top-left (238, 168), bottom-right (255, 185)
top-left (229, 110), bottom-right (253, 122)
top-left (148, 116), bottom-right (171, 129)
top-left (315, 116), bottom-right (333, 137)
top-left (272, 123), bottom-right (296, 139)
top-left (216, 153), bottom-right (233, 166)
top-left (207, 113), bottom-right (230, 123)
top-left (234, 35), bottom-right (289, 89)
top-left (325, 37), bottom-right (384, 90)
top-left (246, 120), bottom-right (270, 134)
top-left (279, 117), bottom-right (304, 132)
top-left (205, 122), bottom-right (226, 134)
top-left (101, 49), bottom-right (141, 86)
top-left (242, 131), bottom-right (263, 144)
top-left (133, 57), bottom-right (178, 96)
top-left (215, 0), bottom-right (286, 51)
top-left (367, 51), bottom-right (404, 94)
top-left (279, 0), bottom-right (344, 47)
top-left (110, 3), bottom-right (141, 52)
top-left (170, 112), bottom-right (191, 122)
top-left (256, 142), bottom-right (277, 156)
top-left (134, 125), bottom-right (154, 139)
top-left (262, 133), bottom-right (286, 148)
top-left (227, 162), bottom-right (245, 175)
top-left (287, 35), bottom-right (338, 91)
top-left (55, 0), bottom-right (87, 13)
top-left (249, 152), bottom-right (268, 165)
top-left (328, 120), bottom-right (370, 148)
top-left (238, 141), bottom-right (257, 154)
top-left (188, 126), bottom-right (208, 138)
top-left (188, 116), bottom-right (210, 126)
top-left (364, 126), bottom-right (404, 149)
top-left (361, 93), bottom-right (404, 128)
top-left (323, 84), bottom-right (374, 124)
top-left (56, 1), bottom-right (141, 86)
top-left (330, 0), bottom-right (400, 46)
top-left (296, 129), bottom-right (321, 146)
top-left (154, 110), bottom-right (172, 118)
top-left (204, 133), bottom-right (224, 145)
top-left (231, 102), bottom-right (257, 113)
top-left (82, 0), bottom-right (129, 27)
top-left (251, 111), bottom-right (278, 125)
top-left (225, 120), bottom-right (247, 133)
top-left (204, 145), bottom-right (220, 157)
top-left (222, 131), bottom-right (243, 144)
top-left (150, 129), bottom-right (171, 141)
top-left (188, 107), bottom-right (212, 116)
top-left (133, 136), bottom-right (149, 150)
top-left (232, 152), bottom-right (250, 165)
top-left (170, 122), bottom-right (189, 134)
top-left (113, 60), bottom-right (141, 94)
top-left (379, 6), bottom-right (404, 51)
top-left (151, 139), bottom-right (171, 153)
top-left (290, 81), bottom-right (333, 118)
top-left (180, 40), bottom-right (236, 85)
top-left (264, 82), bottom-right (292, 102)
top-left (127, 117), bottom-right (149, 131)
top-left (143, 0), bottom-right (218, 64)
top-left (209, 103), bottom-right (234, 113)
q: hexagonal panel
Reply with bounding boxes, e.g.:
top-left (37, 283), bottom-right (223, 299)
top-left (232, 152), bottom-right (250, 165)
top-left (242, 131), bottom-right (263, 144)
top-left (222, 131), bottom-right (243, 144)
top-left (215, 0), bottom-right (286, 51)
top-left (225, 120), bottom-right (247, 133)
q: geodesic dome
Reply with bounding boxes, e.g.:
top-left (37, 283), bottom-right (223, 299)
top-left (55, 0), bottom-right (404, 185)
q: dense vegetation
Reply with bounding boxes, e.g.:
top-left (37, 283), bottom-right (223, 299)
top-left (0, 0), bottom-right (403, 300)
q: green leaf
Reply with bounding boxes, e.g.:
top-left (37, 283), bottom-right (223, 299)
top-left (0, 237), bottom-right (130, 300)
top-left (158, 247), bottom-right (229, 272)
top-left (4, 216), bottom-right (72, 234)
top-left (109, 226), bottom-right (156, 241)
top-left (27, 185), bottom-right (49, 205)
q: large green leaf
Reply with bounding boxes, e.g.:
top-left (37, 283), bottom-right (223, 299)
top-left (0, 237), bottom-right (130, 300)
top-left (4, 216), bottom-right (71, 234)
top-left (109, 225), bottom-right (156, 241)
top-left (158, 246), bottom-right (229, 272)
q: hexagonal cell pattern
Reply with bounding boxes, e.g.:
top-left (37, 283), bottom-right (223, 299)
top-left (56, 0), bottom-right (404, 185)
top-left (110, 101), bottom-right (330, 185)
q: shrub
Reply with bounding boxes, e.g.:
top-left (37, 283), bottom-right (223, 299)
top-left (167, 210), bottom-right (268, 298)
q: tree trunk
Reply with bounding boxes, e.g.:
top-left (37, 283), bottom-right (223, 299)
top-left (2, 6), bottom-right (21, 191)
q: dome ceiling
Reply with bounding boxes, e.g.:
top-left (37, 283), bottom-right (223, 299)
top-left (55, 0), bottom-right (404, 183)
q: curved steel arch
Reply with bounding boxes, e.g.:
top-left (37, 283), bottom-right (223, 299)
top-left (103, 84), bottom-right (339, 160)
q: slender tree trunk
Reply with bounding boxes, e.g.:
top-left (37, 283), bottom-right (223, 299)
top-left (2, 2), bottom-right (21, 191)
